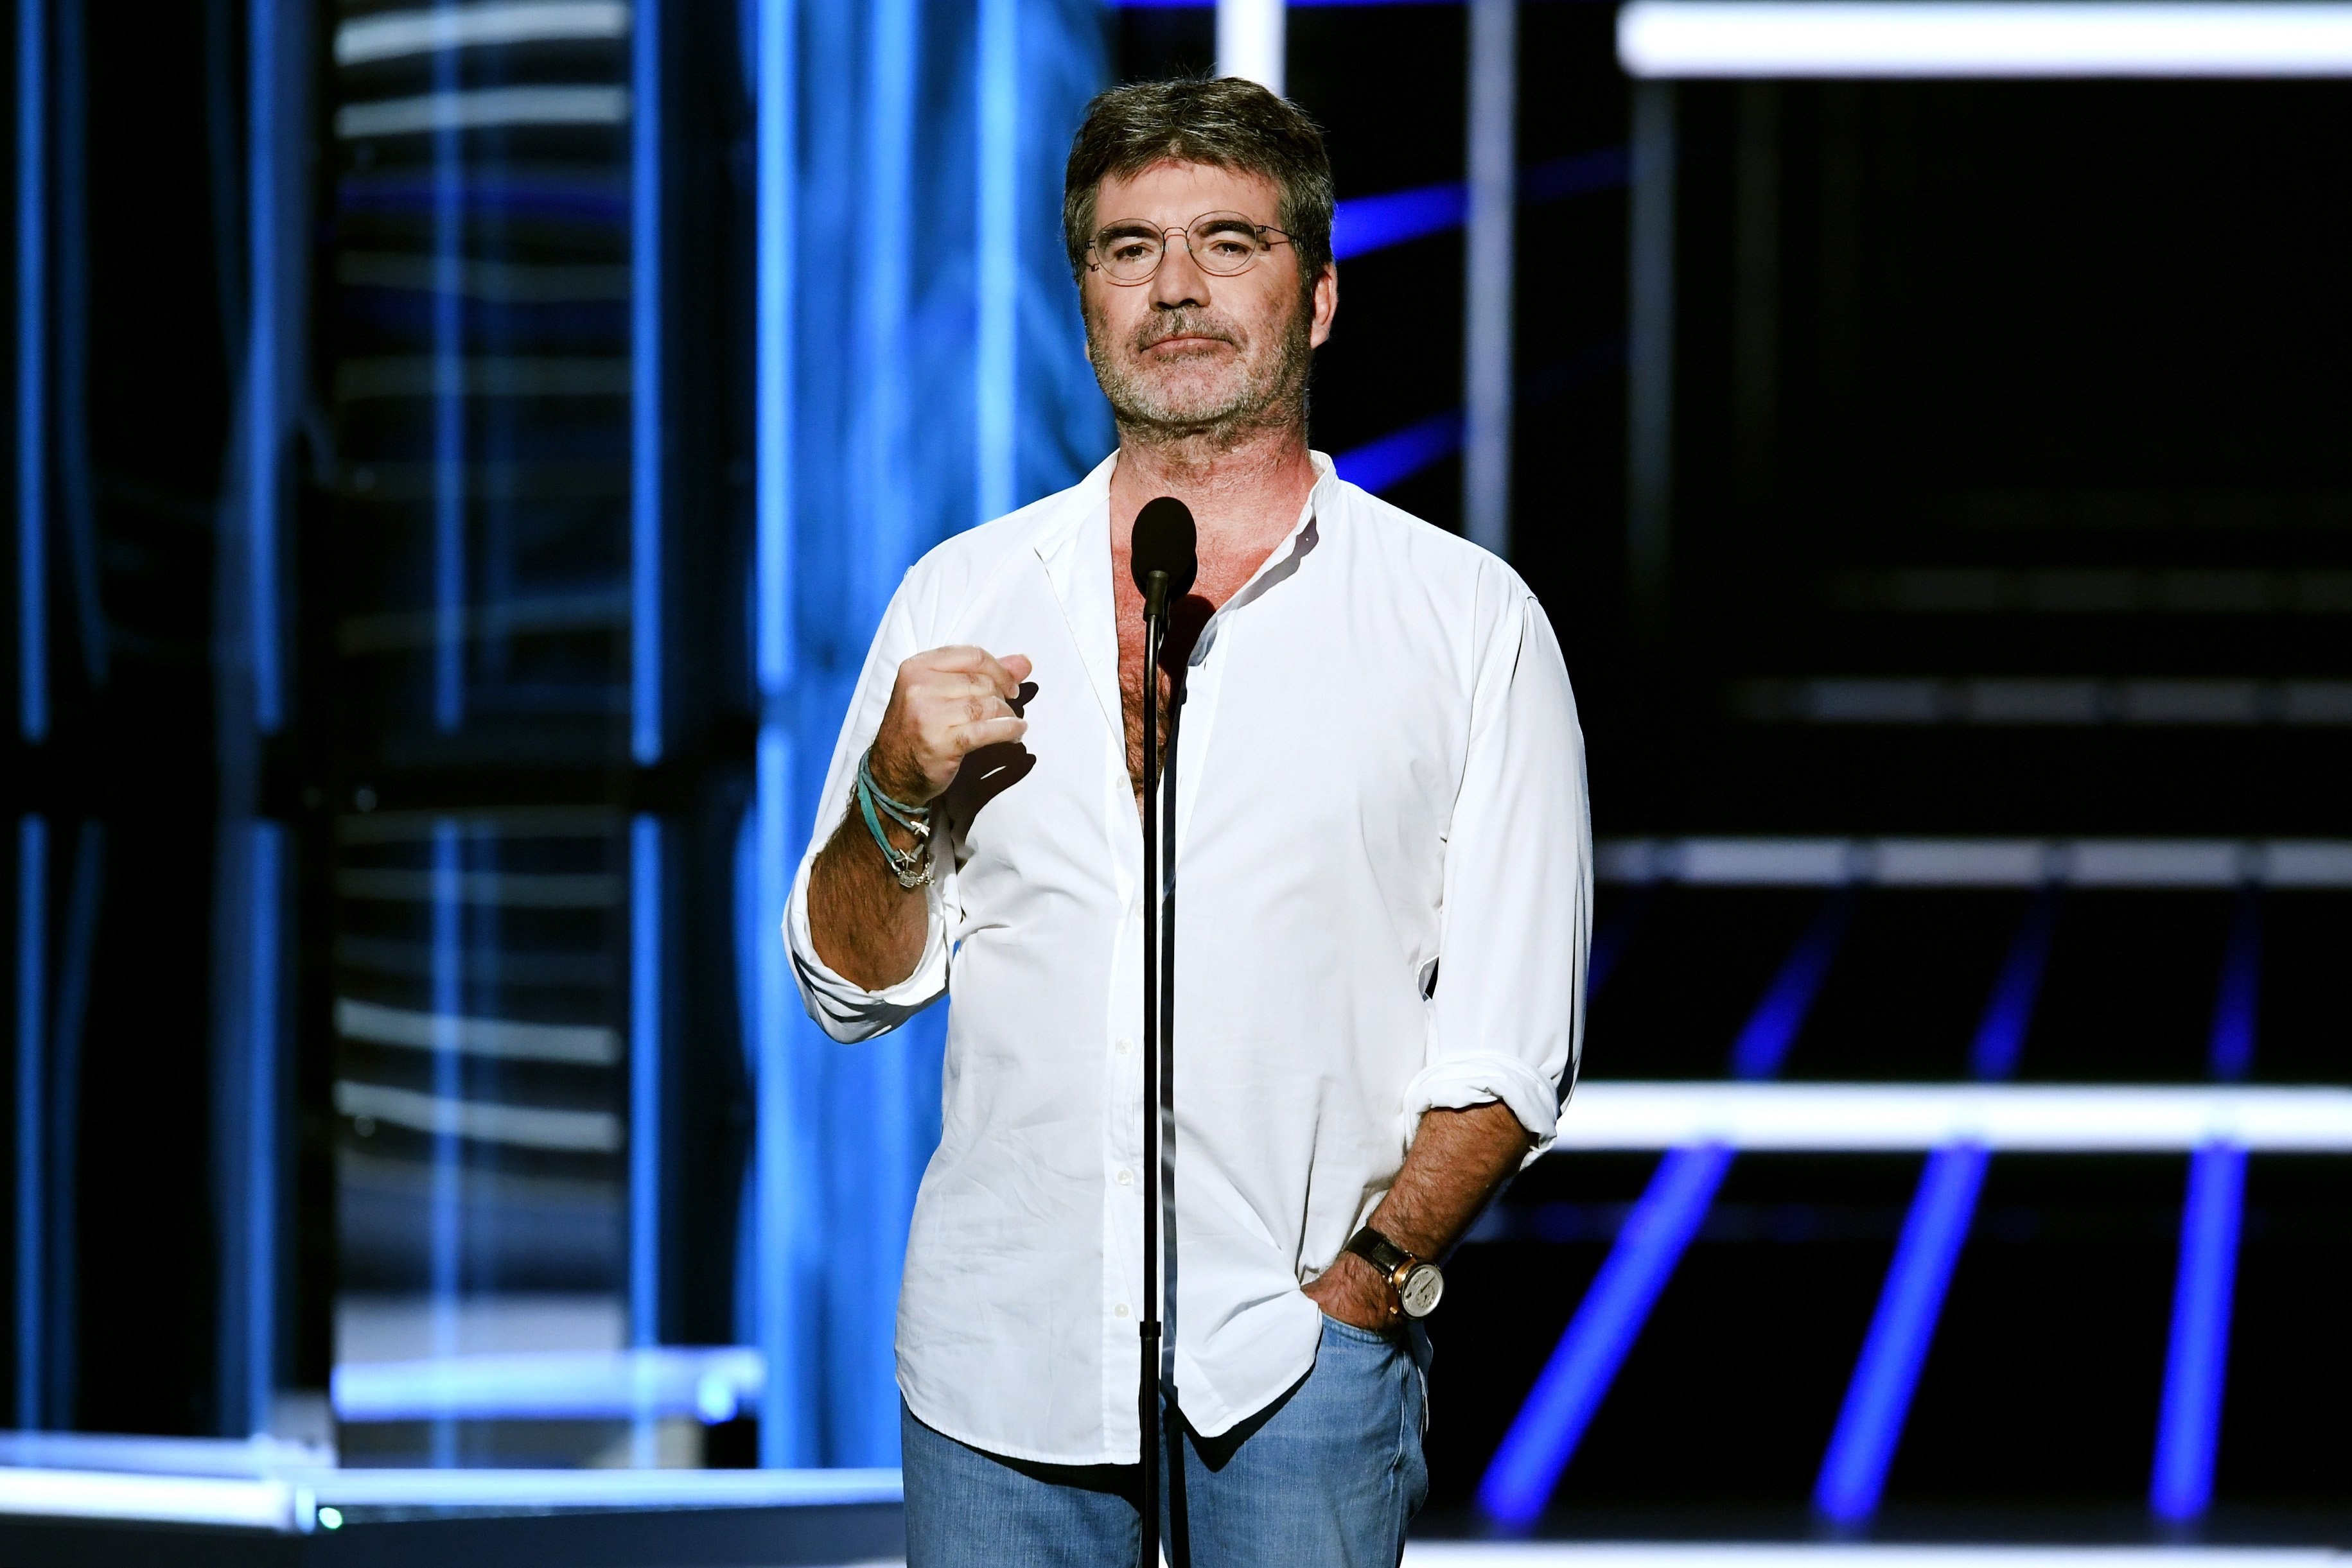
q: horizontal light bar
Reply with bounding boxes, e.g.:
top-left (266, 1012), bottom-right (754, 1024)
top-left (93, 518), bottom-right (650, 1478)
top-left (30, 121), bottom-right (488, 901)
top-left (335, 85), bottom-right (630, 139)
top-left (1596, 837), bottom-right (2352, 889)
top-left (335, 1), bottom-right (629, 65)
top-left (0, 1469), bottom-right (296, 1530)
top-left (304, 1465), bottom-right (903, 1513)
top-left (1737, 677), bottom-right (2352, 728)
top-left (0, 1461), bottom-right (903, 1529)
top-left (1619, 3), bottom-right (2352, 78)
top-left (1404, 1547), bottom-right (2347, 1567)
top-left (332, 1080), bottom-right (622, 1151)
top-left (0, 1431), bottom-right (326, 1478)
top-left (332, 1346), bottom-right (761, 1424)
top-left (1554, 1083), bottom-right (2352, 1154)
top-left (335, 998), bottom-right (620, 1065)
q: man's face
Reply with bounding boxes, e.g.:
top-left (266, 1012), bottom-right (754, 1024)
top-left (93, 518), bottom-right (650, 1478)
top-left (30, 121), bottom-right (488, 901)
top-left (1079, 161), bottom-right (1337, 437)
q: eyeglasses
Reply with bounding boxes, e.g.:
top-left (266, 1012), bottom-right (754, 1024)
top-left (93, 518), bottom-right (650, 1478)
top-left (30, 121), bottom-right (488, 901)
top-left (1086, 211), bottom-right (1294, 286)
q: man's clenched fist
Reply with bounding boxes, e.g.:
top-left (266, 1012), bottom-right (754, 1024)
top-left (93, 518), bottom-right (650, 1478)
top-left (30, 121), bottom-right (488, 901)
top-left (866, 646), bottom-right (1032, 805)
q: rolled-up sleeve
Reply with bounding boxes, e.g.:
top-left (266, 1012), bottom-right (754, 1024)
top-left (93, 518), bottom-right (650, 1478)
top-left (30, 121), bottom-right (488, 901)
top-left (1403, 582), bottom-right (1590, 1162)
top-left (784, 582), bottom-right (954, 1042)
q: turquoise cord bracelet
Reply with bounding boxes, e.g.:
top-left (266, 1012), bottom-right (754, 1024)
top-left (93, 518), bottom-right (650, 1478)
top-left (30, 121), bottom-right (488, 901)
top-left (856, 749), bottom-right (934, 889)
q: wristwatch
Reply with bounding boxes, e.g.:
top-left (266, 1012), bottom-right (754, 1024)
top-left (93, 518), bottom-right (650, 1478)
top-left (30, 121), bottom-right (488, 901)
top-left (1344, 1226), bottom-right (1444, 1319)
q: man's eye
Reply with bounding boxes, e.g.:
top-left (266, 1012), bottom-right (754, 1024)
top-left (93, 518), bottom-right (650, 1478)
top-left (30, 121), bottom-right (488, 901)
top-left (1107, 240), bottom-right (1156, 264)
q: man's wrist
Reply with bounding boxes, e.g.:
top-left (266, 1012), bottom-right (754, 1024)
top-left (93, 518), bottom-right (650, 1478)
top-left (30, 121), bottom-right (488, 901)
top-left (866, 740), bottom-right (935, 807)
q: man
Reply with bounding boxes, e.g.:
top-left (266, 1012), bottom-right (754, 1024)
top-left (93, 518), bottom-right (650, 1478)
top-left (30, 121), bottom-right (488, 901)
top-left (790, 77), bottom-right (1588, 1566)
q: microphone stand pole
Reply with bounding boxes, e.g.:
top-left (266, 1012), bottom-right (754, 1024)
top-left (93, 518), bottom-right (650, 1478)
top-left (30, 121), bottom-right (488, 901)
top-left (1137, 569), bottom-right (1168, 1568)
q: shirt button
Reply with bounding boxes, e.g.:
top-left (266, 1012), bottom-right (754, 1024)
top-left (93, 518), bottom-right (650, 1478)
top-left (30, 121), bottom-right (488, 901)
top-left (1116, 1167), bottom-right (1134, 1187)
top-left (1115, 1303), bottom-right (1131, 1320)
top-left (1116, 1038), bottom-right (1133, 1055)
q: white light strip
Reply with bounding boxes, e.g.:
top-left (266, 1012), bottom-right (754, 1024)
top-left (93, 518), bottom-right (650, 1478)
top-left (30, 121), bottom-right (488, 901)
top-left (304, 1466), bottom-right (904, 1511)
top-left (1404, 1547), bottom-right (2347, 1567)
top-left (331, 1080), bottom-right (622, 1152)
top-left (335, 85), bottom-right (629, 139)
top-left (331, 1345), bottom-right (762, 1423)
top-left (1619, 2), bottom-right (2352, 78)
top-left (336, 2), bottom-right (630, 66)
top-left (0, 1468), bottom-right (295, 1529)
top-left (1554, 1083), bottom-right (2352, 1154)
top-left (335, 998), bottom-right (619, 1065)
top-left (1596, 837), bottom-right (2352, 889)
top-left (0, 1462), bottom-right (904, 1528)
top-left (1217, 0), bottom-right (1286, 94)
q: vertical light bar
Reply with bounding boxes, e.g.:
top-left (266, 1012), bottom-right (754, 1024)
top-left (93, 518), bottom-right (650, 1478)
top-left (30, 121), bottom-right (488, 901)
top-left (247, 0), bottom-right (283, 733)
top-left (2205, 889), bottom-right (2258, 1084)
top-left (2150, 891), bottom-right (2260, 1520)
top-left (1217, 0), bottom-right (1285, 93)
top-left (1479, 891), bottom-right (1856, 1524)
top-left (2151, 1142), bottom-right (2246, 1521)
top-left (755, 0), bottom-right (793, 706)
top-left (1461, 0), bottom-right (1517, 557)
top-left (1625, 81), bottom-right (1676, 640)
top-left (13, 815), bottom-right (46, 1427)
top-left (1813, 1143), bottom-right (1989, 1521)
top-left (1477, 1144), bottom-right (1733, 1524)
top-left (974, 0), bottom-right (1017, 525)
top-left (428, 821), bottom-right (463, 1467)
top-left (859, 0), bottom-right (917, 618)
top-left (753, 0), bottom-right (808, 1470)
top-left (431, 24), bottom-right (465, 734)
top-left (628, 812), bottom-right (662, 1466)
top-left (629, 0), bottom-right (662, 765)
top-left (243, 821), bottom-right (283, 1434)
top-left (1812, 889), bottom-right (2058, 1522)
top-left (17, 0), bottom-right (48, 743)
top-left (1728, 889), bottom-right (1856, 1079)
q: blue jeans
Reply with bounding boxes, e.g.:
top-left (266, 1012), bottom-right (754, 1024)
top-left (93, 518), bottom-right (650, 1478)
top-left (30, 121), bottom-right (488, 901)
top-left (901, 1315), bottom-right (1429, 1567)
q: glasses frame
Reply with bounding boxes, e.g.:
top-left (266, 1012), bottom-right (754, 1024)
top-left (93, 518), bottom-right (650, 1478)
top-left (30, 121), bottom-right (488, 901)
top-left (1085, 211), bottom-right (1295, 287)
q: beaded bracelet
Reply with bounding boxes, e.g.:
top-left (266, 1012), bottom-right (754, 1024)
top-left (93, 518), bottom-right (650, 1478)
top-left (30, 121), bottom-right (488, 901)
top-left (856, 749), bottom-right (934, 889)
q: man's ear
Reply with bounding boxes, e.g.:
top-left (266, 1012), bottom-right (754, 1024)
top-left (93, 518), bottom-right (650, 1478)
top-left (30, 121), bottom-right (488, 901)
top-left (1308, 262), bottom-right (1338, 349)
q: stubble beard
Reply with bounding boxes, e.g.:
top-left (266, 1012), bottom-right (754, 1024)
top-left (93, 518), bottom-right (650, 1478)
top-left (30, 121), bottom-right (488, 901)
top-left (1087, 297), bottom-right (1313, 453)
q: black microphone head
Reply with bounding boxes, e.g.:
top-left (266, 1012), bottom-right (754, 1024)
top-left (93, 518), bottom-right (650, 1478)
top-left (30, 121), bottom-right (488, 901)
top-left (1130, 496), bottom-right (1198, 602)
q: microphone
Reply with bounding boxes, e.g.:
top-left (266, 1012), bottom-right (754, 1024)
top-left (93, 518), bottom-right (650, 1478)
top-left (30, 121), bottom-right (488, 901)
top-left (1128, 493), bottom-right (1196, 1568)
top-left (1130, 496), bottom-right (1198, 620)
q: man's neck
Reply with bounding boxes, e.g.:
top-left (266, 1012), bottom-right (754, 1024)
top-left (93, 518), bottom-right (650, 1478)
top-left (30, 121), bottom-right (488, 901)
top-left (1108, 419), bottom-right (1319, 562)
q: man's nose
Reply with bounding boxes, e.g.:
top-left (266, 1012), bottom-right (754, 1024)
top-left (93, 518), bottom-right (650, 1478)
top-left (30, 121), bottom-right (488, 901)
top-left (1148, 237), bottom-right (1209, 309)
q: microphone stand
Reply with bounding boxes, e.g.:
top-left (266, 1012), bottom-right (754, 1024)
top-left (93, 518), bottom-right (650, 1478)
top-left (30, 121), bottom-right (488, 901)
top-left (1137, 567), bottom-right (1169, 1568)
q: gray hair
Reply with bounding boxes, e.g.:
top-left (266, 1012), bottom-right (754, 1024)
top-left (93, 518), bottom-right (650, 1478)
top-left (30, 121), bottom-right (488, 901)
top-left (1062, 77), bottom-right (1335, 304)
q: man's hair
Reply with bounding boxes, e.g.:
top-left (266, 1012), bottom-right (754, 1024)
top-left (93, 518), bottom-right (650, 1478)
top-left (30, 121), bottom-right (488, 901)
top-left (1062, 78), bottom-right (1335, 304)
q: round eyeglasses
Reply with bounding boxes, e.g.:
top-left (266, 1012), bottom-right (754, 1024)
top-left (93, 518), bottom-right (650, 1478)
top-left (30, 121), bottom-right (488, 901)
top-left (1087, 211), bottom-right (1294, 286)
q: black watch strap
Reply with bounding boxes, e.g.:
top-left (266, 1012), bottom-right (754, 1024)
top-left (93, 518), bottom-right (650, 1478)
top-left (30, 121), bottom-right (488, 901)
top-left (1345, 1225), bottom-right (1416, 1282)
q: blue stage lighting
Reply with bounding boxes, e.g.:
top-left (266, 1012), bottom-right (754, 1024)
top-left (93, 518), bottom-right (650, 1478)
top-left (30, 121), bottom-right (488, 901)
top-left (1813, 1142), bottom-right (1988, 1522)
top-left (2151, 1142), bottom-right (2247, 1521)
top-left (1729, 892), bottom-right (1857, 1079)
top-left (1813, 891), bottom-right (2058, 1521)
top-left (1477, 1143), bottom-right (1733, 1526)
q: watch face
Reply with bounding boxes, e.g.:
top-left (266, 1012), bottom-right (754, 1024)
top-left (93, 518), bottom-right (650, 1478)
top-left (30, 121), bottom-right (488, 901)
top-left (1400, 1264), bottom-right (1444, 1318)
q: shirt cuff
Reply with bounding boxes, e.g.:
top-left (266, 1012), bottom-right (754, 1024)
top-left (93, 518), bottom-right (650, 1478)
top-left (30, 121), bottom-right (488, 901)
top-left (1400, 1052), bottom-right (1565, 1169)
top-left (784, 853), bottom-right (950, 1042)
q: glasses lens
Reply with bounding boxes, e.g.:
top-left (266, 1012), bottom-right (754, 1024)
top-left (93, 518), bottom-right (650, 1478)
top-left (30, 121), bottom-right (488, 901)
top-left (1094, 223), bottom-right (1164, 283)
top-left (1188, 214), bottom-right (1270, 277)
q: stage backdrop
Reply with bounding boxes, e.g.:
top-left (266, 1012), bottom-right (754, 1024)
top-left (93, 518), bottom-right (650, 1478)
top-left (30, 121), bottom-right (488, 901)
top-left (742, 0), bottom-right (1114, 1468)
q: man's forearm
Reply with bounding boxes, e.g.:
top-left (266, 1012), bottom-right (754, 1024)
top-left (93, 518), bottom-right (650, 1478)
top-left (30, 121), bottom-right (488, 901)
top-left (807, 804), bottom-right (932, 991)
top-left (1367, 1098), bottom-right (1532, 1258)
top-left (1305, 1098), bottom-right (1532, 1327)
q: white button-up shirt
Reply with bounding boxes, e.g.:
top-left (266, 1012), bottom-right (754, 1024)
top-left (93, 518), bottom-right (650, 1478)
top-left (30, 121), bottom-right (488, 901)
top-left (787, 451), bottom-right (1590, 1466)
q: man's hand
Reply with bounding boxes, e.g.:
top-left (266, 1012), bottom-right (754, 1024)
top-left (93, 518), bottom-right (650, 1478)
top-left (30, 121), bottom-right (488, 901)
top-left (1302, 1101), bottom-right (1534, 1334)
top-left (868, 647), bottom-right (1033, 805)
top-left (1303, 1250), bottom-right (1400, 1332)
top-left (807, 645), bottom-right (1030, 993)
